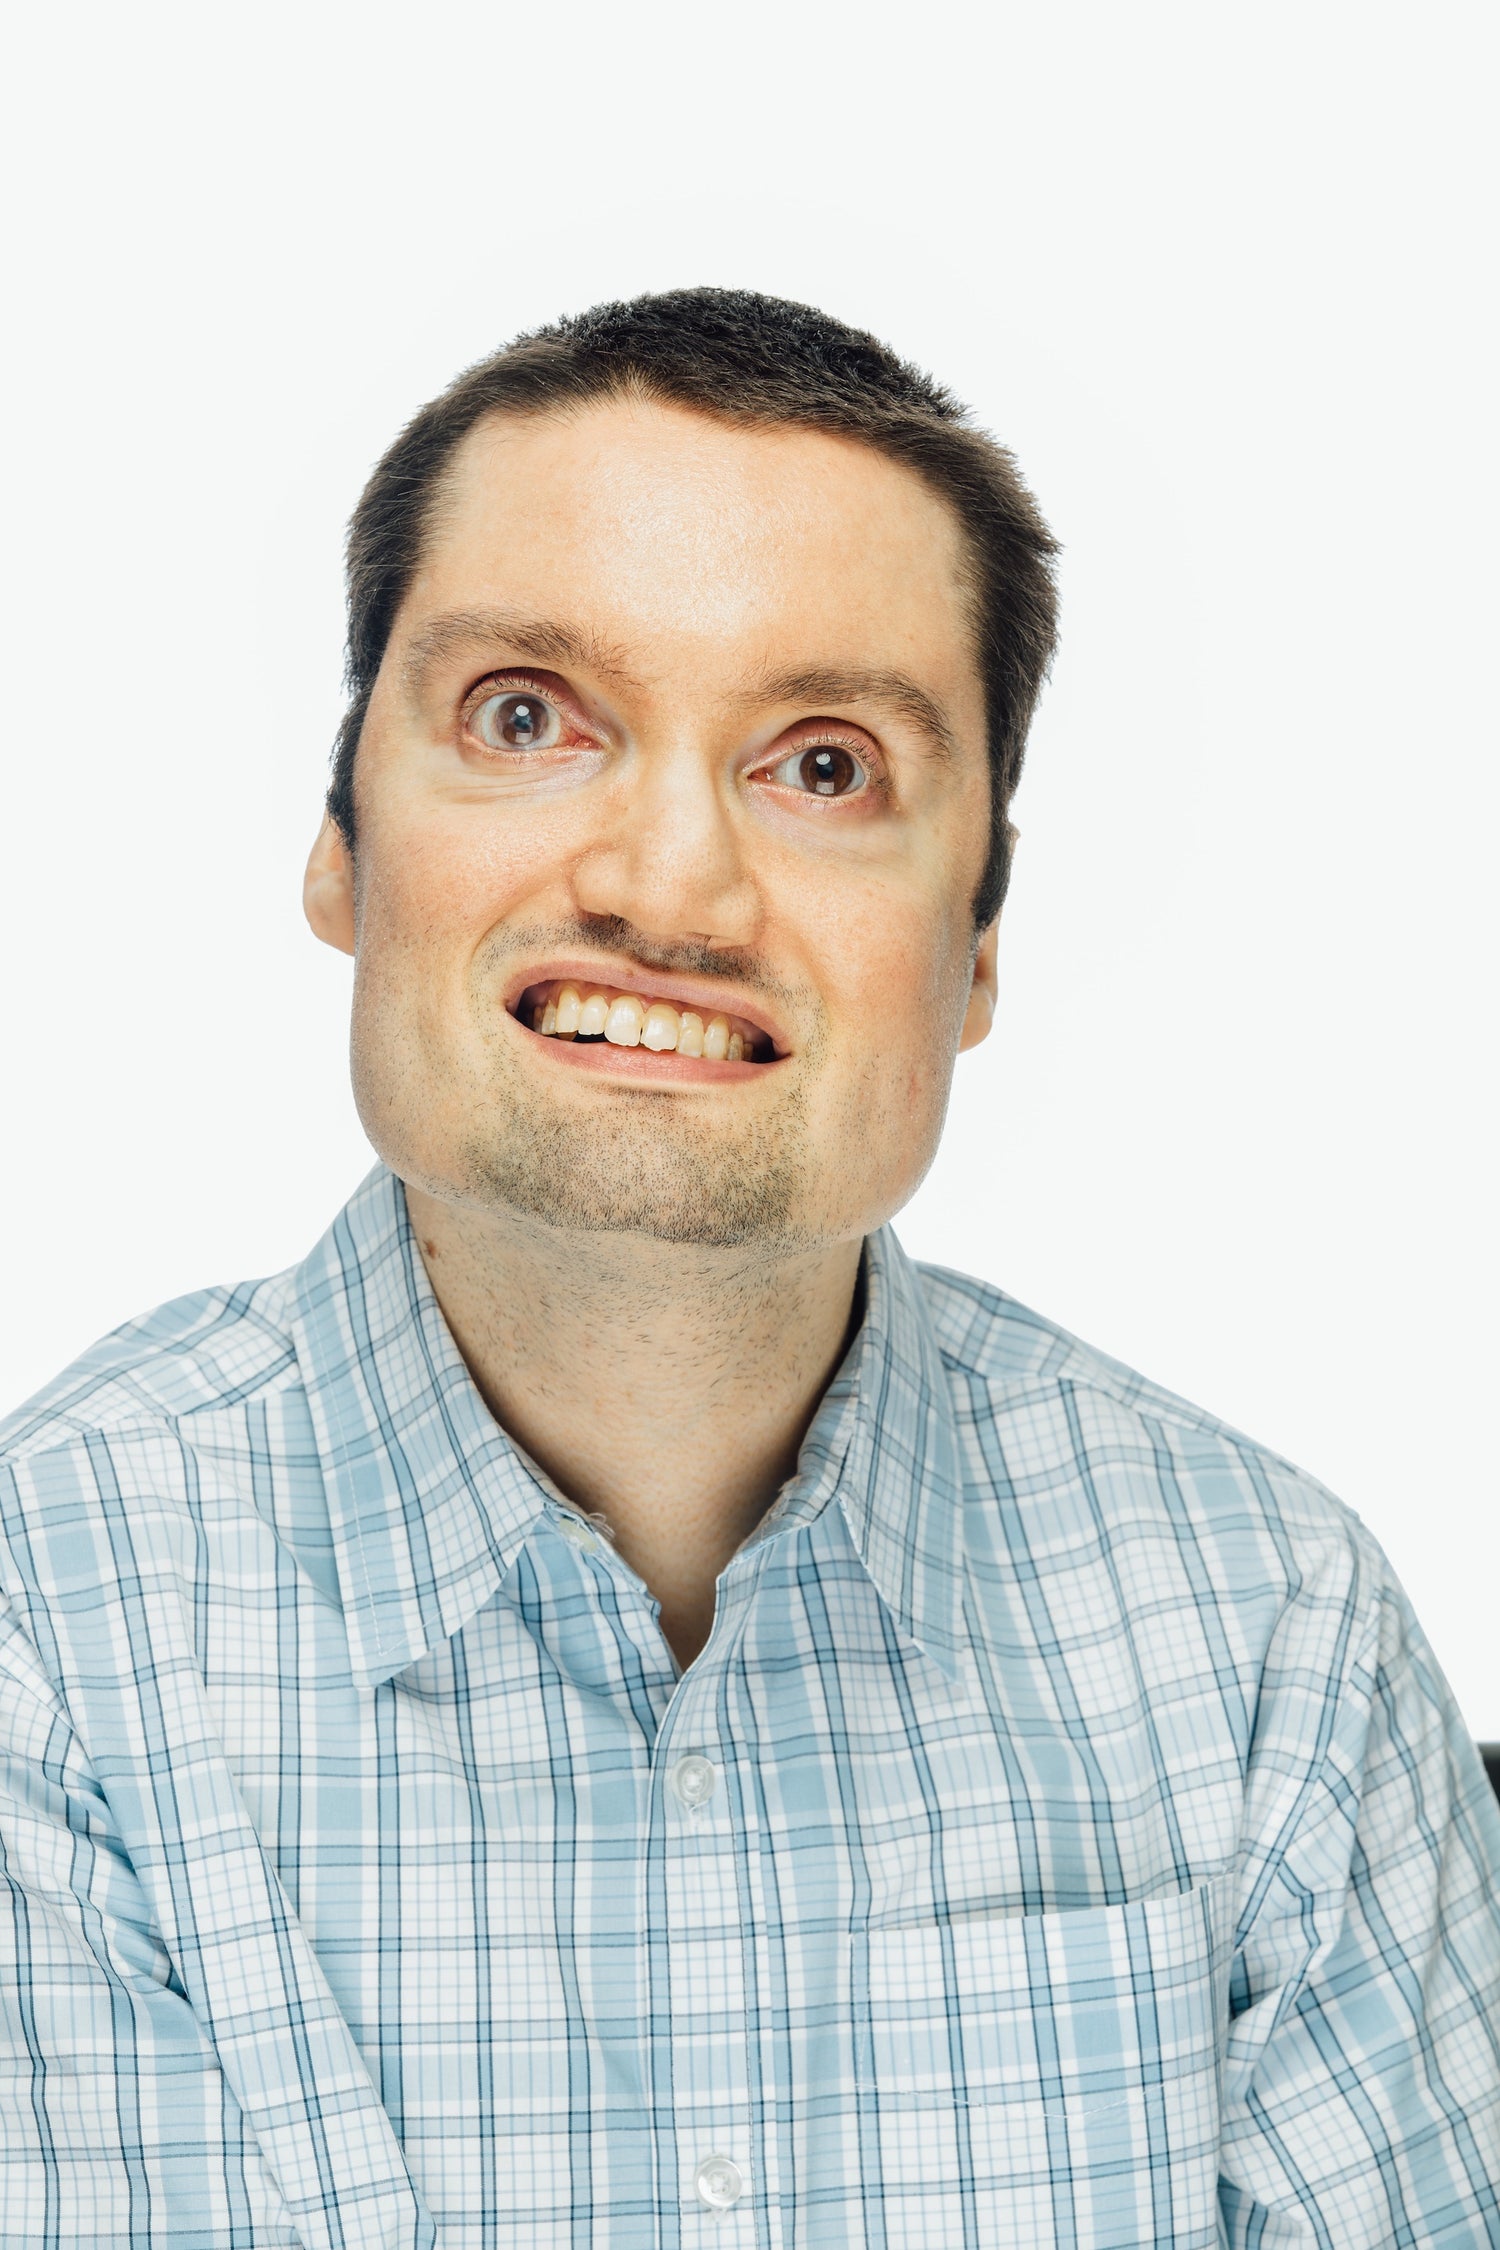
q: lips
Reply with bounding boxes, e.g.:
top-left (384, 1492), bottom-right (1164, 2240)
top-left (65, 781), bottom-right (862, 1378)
top-left (505, 961), bottom-right (788, 1064)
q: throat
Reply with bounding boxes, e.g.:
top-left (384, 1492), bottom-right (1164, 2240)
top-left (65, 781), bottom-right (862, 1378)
top-left (404, 1185), bottom-right (864, 1647)
top-left (655, 1589), bottom-right (721, 1675)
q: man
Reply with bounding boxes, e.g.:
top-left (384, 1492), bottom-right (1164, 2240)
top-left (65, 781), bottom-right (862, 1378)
top-left (1, 290), bottom-right (1496, 2250)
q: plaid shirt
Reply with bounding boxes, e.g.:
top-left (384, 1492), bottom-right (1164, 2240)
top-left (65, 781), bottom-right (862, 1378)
top-left (1, 1166), bottom-right (1497, 2248)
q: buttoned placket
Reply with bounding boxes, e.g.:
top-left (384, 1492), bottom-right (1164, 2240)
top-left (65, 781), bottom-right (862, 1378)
top-left (539, 1503), bottom-right (768, 2245)
top-left (532, 1401), bottom-right (872, 2250)
top-left (648, 1548), bottom-right (773, 2247)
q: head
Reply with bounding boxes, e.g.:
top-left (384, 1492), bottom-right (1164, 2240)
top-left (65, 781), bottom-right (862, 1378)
top-left (305, 287), bottom-right (1058, 1257)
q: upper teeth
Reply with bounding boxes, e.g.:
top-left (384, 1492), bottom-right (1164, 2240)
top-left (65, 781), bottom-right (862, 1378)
top-left (528, 983), bottom-right (755, 1062)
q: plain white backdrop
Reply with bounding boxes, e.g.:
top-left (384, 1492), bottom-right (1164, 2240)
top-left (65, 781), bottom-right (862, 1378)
top-left (3, 2), bottom-right (1496, 1726)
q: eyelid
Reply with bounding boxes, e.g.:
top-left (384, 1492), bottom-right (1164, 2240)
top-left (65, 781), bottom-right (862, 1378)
top-left (748, 719), bottom-right (884, 784)
top-left (460, 669), bottom-right (596, 743)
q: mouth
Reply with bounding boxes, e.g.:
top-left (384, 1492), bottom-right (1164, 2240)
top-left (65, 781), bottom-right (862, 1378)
top-left (505, 966), bottom-right (788, 1075)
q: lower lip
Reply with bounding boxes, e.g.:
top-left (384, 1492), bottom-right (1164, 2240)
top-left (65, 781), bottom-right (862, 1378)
top-left (517, 1023), bottom-right (778, 1083)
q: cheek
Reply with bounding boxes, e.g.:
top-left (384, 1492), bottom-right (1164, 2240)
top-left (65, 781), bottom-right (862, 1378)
top-left (355, 799), bottom-right (557, 974)
top-left (349, 831), bottom-right (501, 1095)
top-left (822, 881), bottom-right (975, 1061)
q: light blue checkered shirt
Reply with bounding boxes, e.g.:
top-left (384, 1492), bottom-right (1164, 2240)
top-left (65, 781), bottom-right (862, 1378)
top-left (1, 1165), bottom-right (1497, 2247)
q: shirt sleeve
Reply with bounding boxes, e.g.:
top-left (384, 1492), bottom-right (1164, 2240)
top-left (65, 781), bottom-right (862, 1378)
top-left (1220, 1553), bottom-right (1500, 2245)
top-left (0, 1596), bottom-right (299, 2248)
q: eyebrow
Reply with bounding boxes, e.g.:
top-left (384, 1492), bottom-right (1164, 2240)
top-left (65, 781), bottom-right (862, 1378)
top-left (399, 611), bottom-right (961, 761)
top-left (740, 665), bottom-right (960, 761)
top-left (398, 607), bottom-right (644, 698)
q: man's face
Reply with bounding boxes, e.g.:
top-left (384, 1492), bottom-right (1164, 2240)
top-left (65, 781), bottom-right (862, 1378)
top-left (308, 397), bottom-right (996, 1253)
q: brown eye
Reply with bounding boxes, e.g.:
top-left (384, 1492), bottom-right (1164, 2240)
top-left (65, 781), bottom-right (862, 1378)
top-left (768, 744), bottom-right (868, 797)
top-left (472, 690), bottom-right (560, 751)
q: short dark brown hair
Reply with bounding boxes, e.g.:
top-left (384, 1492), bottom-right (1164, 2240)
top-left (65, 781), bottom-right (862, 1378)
top-left (329, 287), bottom-right (1059, 926)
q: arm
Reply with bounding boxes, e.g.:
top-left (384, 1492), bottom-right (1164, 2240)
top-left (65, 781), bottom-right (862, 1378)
top-left (1221, 1563), bottom-right (1500, 2245)
top-left (0, 1598), bottom-right (300, 2249)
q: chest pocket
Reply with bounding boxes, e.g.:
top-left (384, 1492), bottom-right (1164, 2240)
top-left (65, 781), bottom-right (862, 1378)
top-left (859, 1875), bottom-right (1233, 2250)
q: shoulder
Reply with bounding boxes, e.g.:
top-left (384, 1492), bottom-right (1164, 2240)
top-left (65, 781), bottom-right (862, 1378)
top-left (0, 1267), bottom-right (302, 1472)
top-left (912, 1253), bottom-right (1378, 1596)
top-left (0, 1268), bottom-right (311, 1628)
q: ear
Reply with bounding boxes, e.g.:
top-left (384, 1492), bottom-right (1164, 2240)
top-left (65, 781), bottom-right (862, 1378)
top-left (958, 919), bottom-right (999, 1052)
top-left (303, 815), bottom-right (356, 957)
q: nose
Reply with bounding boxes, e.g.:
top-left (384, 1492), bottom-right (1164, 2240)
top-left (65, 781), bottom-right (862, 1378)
top-left (571, 741), bottom-right (761, 948)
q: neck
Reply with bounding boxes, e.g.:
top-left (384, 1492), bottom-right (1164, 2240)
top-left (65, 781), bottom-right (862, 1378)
top-left (405, 1184), bottom-right (864, 1668)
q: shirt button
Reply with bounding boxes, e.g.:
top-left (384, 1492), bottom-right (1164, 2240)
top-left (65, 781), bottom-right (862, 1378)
top-left (554, 1513), bottom-right (598, 1554)
top-left (669, 1753), bottom-right (718, 1809)
top-left (693, 2153), bottom-right (744, 2212)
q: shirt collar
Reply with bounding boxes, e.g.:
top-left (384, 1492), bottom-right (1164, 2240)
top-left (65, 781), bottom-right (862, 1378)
top-left (292, 1165), bottom-right (966, 1686)
top-left (819, 1223), bottom-right (968, 1674)
top-left (290, 1165), bottom-right (551, 1685)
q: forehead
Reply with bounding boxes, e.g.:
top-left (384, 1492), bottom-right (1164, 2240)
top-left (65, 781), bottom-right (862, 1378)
top-left (402, 396), bottom-right (980, 695)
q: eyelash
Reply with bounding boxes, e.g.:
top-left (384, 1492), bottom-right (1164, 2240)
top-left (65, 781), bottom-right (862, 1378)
top-left (460, 673), bottom-right (885, 795)
top-left (461, 671), bottom-right (583, 747)
top-left (754, 730), bottom-right (885, 798)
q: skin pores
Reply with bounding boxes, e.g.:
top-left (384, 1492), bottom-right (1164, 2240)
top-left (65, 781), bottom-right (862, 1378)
top-left (307, 395), bottom-right (998, 1260)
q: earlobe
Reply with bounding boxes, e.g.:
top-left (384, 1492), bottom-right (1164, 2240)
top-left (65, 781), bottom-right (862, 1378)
top-left (958, 920), bottom-right (999, 1052)
top-left (303, 815), bottom-right (356, 957)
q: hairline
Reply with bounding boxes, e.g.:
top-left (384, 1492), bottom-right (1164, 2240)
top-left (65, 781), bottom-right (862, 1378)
top-left (332, 316), bottom-right (1058, 931)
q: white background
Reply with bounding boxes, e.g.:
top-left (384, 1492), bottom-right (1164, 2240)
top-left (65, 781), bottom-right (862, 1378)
top-left (3, 4), bottom-right (1496, 1728)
